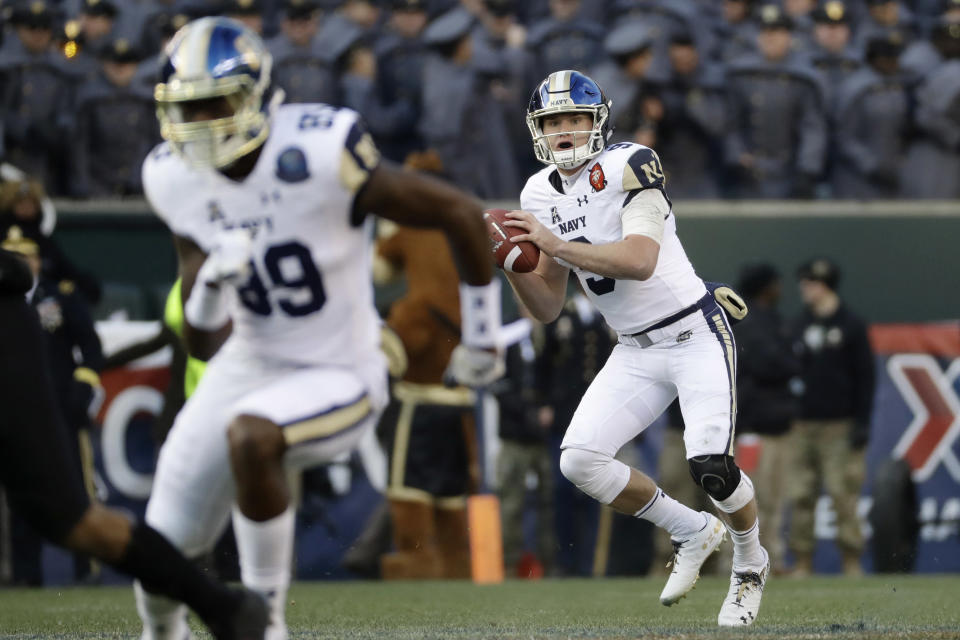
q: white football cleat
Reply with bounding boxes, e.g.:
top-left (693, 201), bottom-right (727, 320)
top-left (718, 547), bottom-right (770, 627)
top-left (659, 512), bottom-right (727, 606)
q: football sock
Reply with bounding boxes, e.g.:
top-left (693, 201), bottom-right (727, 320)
top-left (233, 506), bottom-right (295, 635)
top-left (120, 522), bottom-right (238, 629)
top-left (729, 519), bottom-right (766, 572)
top-left (634, 488), bottom-right (708, 540)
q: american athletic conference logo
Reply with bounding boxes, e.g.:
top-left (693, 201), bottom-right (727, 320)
top-left (887, 354), bottom-right (960, 482)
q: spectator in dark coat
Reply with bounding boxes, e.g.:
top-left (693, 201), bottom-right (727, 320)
top-left (733, 262), bottom-right (799, 574)
top-left (788, 257), bottom-right (875, 577)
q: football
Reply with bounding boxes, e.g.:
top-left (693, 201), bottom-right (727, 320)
top-left (483, 208), bottom-right (540, 274)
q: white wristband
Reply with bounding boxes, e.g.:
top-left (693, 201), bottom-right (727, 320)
top-left (184, 282), bottom-right (230, 331)
top-left (460, 280), bottom-right (501, 348)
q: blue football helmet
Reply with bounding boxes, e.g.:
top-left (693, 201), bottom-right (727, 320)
top-left (155, 17), bottom-right (283, 169)
top-left (526, 70), bottom-right (612, 170)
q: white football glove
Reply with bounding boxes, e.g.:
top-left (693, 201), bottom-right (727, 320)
top-left (444, 344), bottom-right (506, 388)
top-left (198, 228), bottom-right (254, 287)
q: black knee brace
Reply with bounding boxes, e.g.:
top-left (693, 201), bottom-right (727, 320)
top-left (688, 454), bottom-right (741, 501)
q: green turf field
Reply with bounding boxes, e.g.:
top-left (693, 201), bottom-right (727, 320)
top-left (1, 575), bottom-right (958, 639)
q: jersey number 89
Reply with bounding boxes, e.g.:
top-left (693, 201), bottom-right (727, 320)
top-left (237, 241), bottom-right (326, 317)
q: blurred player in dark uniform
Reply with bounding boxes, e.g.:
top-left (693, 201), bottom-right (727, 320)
top-left (0, 245), bottom-right (267, 638)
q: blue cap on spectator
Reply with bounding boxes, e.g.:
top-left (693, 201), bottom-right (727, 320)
top-left (604, 20), bottom-right (652, 57)
top-left (422, 7), bottom-right (474, 46)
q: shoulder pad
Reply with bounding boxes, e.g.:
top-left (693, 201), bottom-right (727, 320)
top-left (339, 114), bottom-right (381, 195)
top-left (622, 146), bottom-right (666, 192)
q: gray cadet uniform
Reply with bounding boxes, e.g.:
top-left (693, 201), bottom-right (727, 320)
top-left (610, 0), bottom-right (712, 84)
top-left (69, 40), bottom-right (158, 197)
top-left (805, 1), bottom-right (863, 111)
top-left (418, 8), bottom-right (517, 198)
top-left (831, 53), bottom-right (910, 199)
top-left (472, 0), bottom-right (537, 173)
top-left (901, 58), bottom-right (960, 198)
top-left (589, 21), bottom-right (655, 140)
top-left (0, 11), bottom-right (77, 193)
top-left (267, 4), bottom-right (340, 106)
top-left (368, 1), bottom-right (429, 162)
top-left (710, 7), bottom-right (759, 63)
top-left (526, 12), bottom-right (605, 82)
top-left (724, 53), bottom-right (828, 198)
top-left (654, 48), bottom-right (726, 198)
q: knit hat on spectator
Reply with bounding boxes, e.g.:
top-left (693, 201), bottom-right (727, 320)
top-left (796, 258), bottom-right (841, 290)
top-left (738, 262), bottom-right (781, 299)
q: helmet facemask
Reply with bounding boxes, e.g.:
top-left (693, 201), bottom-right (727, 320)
top-left (526, 103), bottom-right (610, 170)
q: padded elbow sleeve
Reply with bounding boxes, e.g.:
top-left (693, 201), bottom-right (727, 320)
top-left (559, 447), bottom-right (631, 505)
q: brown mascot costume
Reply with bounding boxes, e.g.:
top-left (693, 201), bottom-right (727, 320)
top-left (375, 151), bottom-right (479, 579)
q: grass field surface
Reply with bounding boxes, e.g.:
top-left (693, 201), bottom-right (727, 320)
top-left (1, 575), bottom-right (958, 639)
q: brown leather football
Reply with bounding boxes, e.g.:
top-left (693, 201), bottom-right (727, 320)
top-left (483, 208), bottom-right (540, 274)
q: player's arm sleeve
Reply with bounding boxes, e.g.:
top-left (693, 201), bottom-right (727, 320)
top-left (338, 116), bottom-right (382, 227)
top-left (620, 189), bottom-right (669, 245)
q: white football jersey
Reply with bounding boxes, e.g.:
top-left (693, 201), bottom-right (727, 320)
top-left (520, 142), bottom-right (706, 334)
top-left (142, 103), bottom-right (384, 371)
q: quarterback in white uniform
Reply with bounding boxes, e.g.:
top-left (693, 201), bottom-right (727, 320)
top-left (137, 18), bottom-right (503, 640)
top-left (503, 70), bottom-right (769, 626)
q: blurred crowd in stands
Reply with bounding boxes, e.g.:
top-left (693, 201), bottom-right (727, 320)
top-left (0, 0), bottom-right (959, 202)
